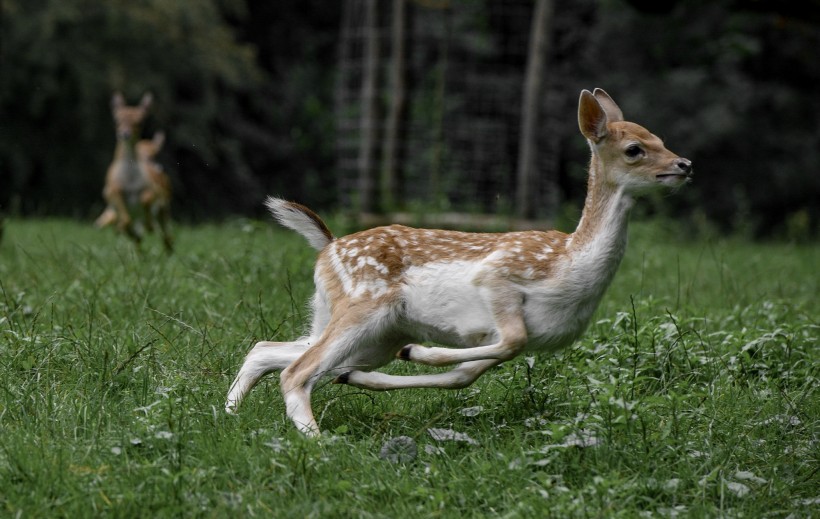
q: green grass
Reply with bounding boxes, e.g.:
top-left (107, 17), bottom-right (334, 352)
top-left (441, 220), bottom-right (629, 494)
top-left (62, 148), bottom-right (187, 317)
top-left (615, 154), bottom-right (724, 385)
top-left (1, 218), bottom-right (817, 517)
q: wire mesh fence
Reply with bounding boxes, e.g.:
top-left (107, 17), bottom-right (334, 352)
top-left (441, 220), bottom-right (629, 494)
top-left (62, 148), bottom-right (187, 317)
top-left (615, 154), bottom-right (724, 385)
top-left (336, 0), bottom-right (572, 225)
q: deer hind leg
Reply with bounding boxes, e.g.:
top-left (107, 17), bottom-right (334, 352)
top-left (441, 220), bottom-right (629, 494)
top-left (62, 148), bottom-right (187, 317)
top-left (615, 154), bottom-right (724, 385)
top-left (279, 330), bottom-right (362, 437)
top-left (226, 291), bottom-right (334, 420)
top-left (225, 339), bottom-right (312, 414)
top-left (279, 312), bottom-right (402, 436)
top-left (336, 358), bottom-right (501, 391)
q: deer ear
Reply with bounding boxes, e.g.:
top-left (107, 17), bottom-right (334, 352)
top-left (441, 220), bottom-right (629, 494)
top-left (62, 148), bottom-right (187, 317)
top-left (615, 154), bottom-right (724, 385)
top-left (578, 89), bottom-right (609, 142)
top-left (592, 88), bottom-right (623, 123)
top-left (140, 92), bottom-right (153, 109)
top-left (111, 92), bottom-right (125, 109)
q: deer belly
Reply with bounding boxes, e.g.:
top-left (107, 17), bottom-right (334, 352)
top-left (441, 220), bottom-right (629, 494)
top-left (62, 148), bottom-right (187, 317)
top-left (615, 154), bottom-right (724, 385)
top-left (400, 262), bottom-right (498, 347)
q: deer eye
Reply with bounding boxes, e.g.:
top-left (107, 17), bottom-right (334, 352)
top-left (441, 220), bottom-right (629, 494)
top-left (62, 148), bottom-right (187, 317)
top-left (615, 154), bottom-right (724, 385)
top-left (625, 144), bottom-right (644, 158)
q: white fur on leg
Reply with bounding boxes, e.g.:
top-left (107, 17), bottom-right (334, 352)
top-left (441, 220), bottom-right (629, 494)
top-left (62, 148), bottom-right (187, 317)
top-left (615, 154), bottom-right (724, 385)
top-left (401, 342), bottom-right (522, 366)
top-left (400, 309), bottom-right (527, 366)
top-left (340, 359), bottom-right (500, 390)
top-left (225, 340), bottom-right (310, 413)
top-left (277, 309), bottom-right (404, 435)
top-left (283, 387), bottom-right (320, 437)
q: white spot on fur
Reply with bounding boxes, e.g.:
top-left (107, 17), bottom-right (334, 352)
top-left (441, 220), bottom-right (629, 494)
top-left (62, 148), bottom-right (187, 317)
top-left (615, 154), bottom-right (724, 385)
top-left (484, 250), bottom-right (508, 263)
top-left (365, 256), bottom-right (389, 275)
top-left (355, 256), bottom-right (367, 271)
top-left (328, 242), bottom-right (355, 296)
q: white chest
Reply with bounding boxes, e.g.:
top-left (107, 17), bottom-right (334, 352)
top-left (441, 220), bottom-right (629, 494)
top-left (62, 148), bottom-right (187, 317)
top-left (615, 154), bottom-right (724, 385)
top-left (520, 226), bottom-right (629, 350)
top-left (112, 158), bottom-right (149, 204)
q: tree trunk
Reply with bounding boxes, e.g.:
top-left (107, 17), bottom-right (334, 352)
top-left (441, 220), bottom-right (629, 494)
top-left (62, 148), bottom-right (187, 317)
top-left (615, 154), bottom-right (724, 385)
top-left (515, 0), bottom-right (554, 219)
top-left (358, 0), bottom-right (381, 213)
top-left (380, 0), bottom-right (410, 212)
top-left (429, 6), bottom-right (451, 209)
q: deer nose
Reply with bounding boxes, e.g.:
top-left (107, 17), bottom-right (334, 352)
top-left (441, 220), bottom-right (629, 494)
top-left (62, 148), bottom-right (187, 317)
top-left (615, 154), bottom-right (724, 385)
top-left (676, 158), bottom-right (692, 175)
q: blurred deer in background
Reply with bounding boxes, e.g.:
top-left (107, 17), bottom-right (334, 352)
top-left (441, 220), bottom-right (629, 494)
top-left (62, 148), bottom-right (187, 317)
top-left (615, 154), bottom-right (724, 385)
top-left (96, 92), bottom-right (173, 252)
top-left (226, 89), bottom-right (693, 436)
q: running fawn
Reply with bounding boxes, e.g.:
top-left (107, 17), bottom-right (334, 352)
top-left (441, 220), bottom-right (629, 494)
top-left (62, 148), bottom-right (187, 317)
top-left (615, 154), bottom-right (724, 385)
top-left (226, 89), bottom-right (693, 436)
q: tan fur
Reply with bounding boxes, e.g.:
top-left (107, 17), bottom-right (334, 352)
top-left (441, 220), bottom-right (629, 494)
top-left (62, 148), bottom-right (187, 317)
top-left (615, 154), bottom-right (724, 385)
top-left (226, 88), bottom-right (693, 436)
top-left (322, 225), bottom-right (570, 292)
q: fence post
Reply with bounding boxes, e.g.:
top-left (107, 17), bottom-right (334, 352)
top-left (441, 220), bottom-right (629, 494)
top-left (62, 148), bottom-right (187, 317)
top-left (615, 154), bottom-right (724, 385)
top-left (358, 0), bottom-right (381, 213)
top-left (516, 0), bottom-right (554, 219)
top-left (381, 0), bottom-right (409, 212)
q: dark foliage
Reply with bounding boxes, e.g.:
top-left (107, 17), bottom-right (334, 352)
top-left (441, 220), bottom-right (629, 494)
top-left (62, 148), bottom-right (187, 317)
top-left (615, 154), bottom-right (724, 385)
top-left (1, 0), bottom-right (818, 236)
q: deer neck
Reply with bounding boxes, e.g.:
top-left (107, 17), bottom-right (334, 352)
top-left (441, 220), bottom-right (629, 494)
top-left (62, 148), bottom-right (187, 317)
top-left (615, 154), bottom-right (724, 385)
top-left (566, 154), bottom-right (634, 289)
top-left (114, 135), bottom-right (139, 163)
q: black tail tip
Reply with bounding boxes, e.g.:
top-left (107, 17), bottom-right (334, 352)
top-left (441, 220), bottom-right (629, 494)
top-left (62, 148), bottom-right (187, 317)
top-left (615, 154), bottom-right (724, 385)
top-left (334, 372), bottom-right (351, 384)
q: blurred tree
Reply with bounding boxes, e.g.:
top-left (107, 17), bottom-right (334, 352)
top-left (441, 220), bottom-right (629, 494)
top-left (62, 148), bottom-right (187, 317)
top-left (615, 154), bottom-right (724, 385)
top-left (1, 0), bottom-right (818, 236)
top-left (516, 0), bottom-right (555, 220)
top-left (228, 0), bottom-right (340, 211)
top-left (0, 0), bottom-right (266, 218)
top-left (0, 0), bottom-right (340, 220)
top-left (583, 0), bottom-right (820, 236)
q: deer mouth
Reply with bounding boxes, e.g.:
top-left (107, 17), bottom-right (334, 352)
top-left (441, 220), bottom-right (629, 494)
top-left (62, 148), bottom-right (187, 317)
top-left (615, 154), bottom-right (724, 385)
top-left (656, 172), bottom-right (693, 185)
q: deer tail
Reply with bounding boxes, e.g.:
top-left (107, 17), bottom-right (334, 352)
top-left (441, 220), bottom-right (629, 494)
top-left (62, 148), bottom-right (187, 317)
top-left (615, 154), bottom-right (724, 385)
top-left (265, 196), bottom-right (334, 251)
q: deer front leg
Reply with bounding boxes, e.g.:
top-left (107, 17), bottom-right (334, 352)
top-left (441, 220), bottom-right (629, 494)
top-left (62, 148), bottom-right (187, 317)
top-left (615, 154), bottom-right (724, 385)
top-left (401, 286), bottom-right (528, 367)
top-left (336, 359), bottom-right (501, 390)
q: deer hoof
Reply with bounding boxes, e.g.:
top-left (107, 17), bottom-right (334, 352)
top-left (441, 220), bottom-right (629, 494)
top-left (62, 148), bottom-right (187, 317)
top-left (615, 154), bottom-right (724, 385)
top-left (398, 345), bottom-right (413, 361)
